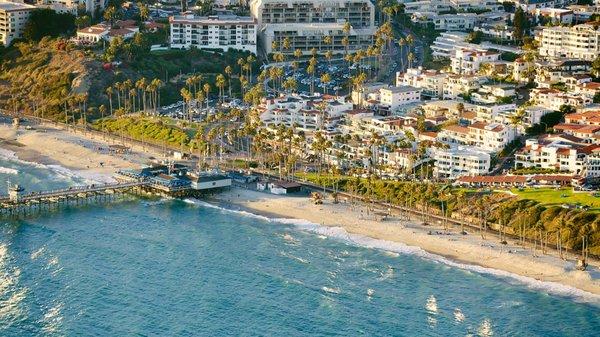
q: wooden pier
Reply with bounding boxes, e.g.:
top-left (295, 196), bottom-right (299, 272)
top-left (0, 181), bottom-right (147, 218)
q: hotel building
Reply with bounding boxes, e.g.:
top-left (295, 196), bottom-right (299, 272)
top-left (539, 23), bottom-right (600, 61)
top-left (249, 0), bottom-right (376, 55)
top-left (0, 1), bottom-right (35, 46)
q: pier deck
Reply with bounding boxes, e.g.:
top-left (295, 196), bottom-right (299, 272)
top-left (0, 181), bottom-right (147, 218)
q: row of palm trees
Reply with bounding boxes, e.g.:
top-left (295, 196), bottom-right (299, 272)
top-left (104, 78), bottom-right (164, 116)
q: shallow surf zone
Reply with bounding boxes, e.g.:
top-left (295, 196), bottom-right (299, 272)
top-left (0, 166), bottom-right (18, 175)
top-left (0, 147), bottom-right (110, 185)
top-left (187, 198), bottom-right (600, 305)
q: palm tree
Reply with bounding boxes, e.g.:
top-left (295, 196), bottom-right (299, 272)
top-left (203, 83), bottom-right (211, 108)
top-left (406, 34), bottom-right (414, 54)
top-left (225, 65), bottom-right (233, 99)
top-left (325, 50), bottom-right (333, 67)
top-left (343, 21), bottom-right (351, 55)
top-left (282, 37), bottom-right (291, 51)
top-left (135, 77), bottom-right (147, 113)
top-left (397, 37), bottom-right (406, 70)
top-left (105, 86), bottom-right (114, 116)
top-left (99, 104), bottom-right (106, 119)
top-left (307, 57), bottom-right (317, 95)
top-left (323, 35), bottom-right (332, 53)
top-left (195, 90), bottom-right (205, 111)
top-left (407, 52), bottom-right (415, 69)
top-left (283, 77), bottom-right (297, 94)
top-left (130, 88), bottom-right (137, 113)
top-left (181, 87), bottom-right (193, 122)
top-left (478, 62), bottom-right (494, 76)
top-left (321, 73), bottom-right (331, 95)
top-left (509, 108), bottom-right (526, 135)
top-left (246, 55), bottom-right (256, 82)
top-left (352, 72), bottom-right (367, 106)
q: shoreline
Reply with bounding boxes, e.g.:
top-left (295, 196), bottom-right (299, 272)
top-left (208, 187), bottom-right (600, 300)
top-left (0, 122), bottom-right (599, 302)
top-left (0, 122), bottom-right (158, 183)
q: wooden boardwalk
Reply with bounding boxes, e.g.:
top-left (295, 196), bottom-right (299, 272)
top-left (0, 181), bottom-right (147, 218)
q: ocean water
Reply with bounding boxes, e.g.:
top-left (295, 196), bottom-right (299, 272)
top-left (0, 151), bottom-right (88, 193)
top-left (0, 154), bottom-right (599, 336)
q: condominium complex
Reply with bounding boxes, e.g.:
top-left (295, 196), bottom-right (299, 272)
top-left (438, 121), bottom-right (517, 153)
top-left (36, 0), bottom-right (106, 15)
top-left (432, 146), bottom-right (491, 178)
top-left (450, 48), bottom-right (500, 75)
top-left (169, 15), bottom-right (257, 54)
top-left (515, 137), bottom-right (600, 178)
top-left (249, 0), bottom-right (376, 55)
top-left (539, 23), bottom-right (600, 61)
top-left (257, 93), bottom-right (352, 131)
top-left (0, 1), bottom-right (35, 46)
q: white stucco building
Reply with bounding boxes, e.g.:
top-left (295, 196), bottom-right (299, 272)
top-left (250, 0), bottom-right (376, 55)
top-left (539, 24), bottom-right (600, 61)
top-left (169, 15), bottom-right (257, 54)
top-left (0, 1), bottom-right (35, 46)
top-left (432, 146), bottom-right (491, 178)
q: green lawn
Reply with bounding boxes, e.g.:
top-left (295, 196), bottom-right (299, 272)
top-left (511, 187), bottom-right (600, 211)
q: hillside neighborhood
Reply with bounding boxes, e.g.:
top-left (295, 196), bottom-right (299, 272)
top-left (3, 0), bottom-right (600, 189)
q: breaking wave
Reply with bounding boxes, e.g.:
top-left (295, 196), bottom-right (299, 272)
top-left (189, 199), bottom-right (600, 305)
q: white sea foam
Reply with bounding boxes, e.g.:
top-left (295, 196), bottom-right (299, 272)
top-left (321, 286), bottom-right (341, 294)
top-left (454, 308), bottom-right (465, 323)
top-left (0, 167), bottom-right (18, 175)
top-left (191, 200), bottom-right (600, 304)
top-left (183, 198), bottom-right (271, 222)
top-left (0, 148), bottom-right (108, 184)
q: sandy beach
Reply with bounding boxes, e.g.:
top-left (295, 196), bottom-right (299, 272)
top-left (0, 120), bottom-right (599, 300)
top-left (0, 122), bottom-right (158, 182)
top-left (212, 187), bottom-right (600, 299)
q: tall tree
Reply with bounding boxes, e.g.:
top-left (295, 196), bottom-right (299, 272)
top-left (513, 8), bottom-right (529, 43)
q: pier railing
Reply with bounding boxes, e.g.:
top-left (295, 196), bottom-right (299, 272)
top-left (0, 181), bottom-right (147, 204)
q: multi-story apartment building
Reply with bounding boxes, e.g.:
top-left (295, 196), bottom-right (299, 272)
top-left (36, 0), bottom-right (106, 15)
top-left (0, 1), bottom-right (35, 46)
top-left (432, 146), bottom-right (491, 178)
top-left (401, 0), bottom-right (452, 14)
top-left (565, 110), bottom-right (600, 125)
top-left (515, 137), bottom-right (600, 178)
top-left (411, 12), bottom-right (477, 31)
top-left (443, 74), bottom-right (486, 99)
top-left (438, 121), bottom-right (516, 153)
top-left (533, 8), bottom-right (574, 25)
top-left (539, 24), bottom-right (600, 61)
top-left (473, 24), bottom-right (514, 42)
top-left (448, 0), bottom-right (502, 11)
top-left (431, 31), bottom-right (470, 58)
top-left (397, 67), bottom-right (447, 99)
top-left (169, 15), bottom-right (257, 54)
top-left (258, 93), bottom-right (352, 131)
top-left (451, 48), bottom-right (500, 75)
top-left (530, 88), bottom-right (592, 111)
top-left (379, 86), bottom-right (421, 111)
top-left (249, 0), bottom-right (376, 55)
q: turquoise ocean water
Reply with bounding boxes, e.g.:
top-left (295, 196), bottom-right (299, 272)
top-left (0, 154), bottom-right (599, 336)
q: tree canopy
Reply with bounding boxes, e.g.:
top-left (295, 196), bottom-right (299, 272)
top-left (23, 9), bottom-right (76, 42)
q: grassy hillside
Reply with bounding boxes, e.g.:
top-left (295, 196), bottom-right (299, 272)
top-left (0, 38), bottom-right (112, 121)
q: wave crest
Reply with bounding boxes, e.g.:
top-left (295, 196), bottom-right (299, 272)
top-left (189, 199), bottom-right (600, 304)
